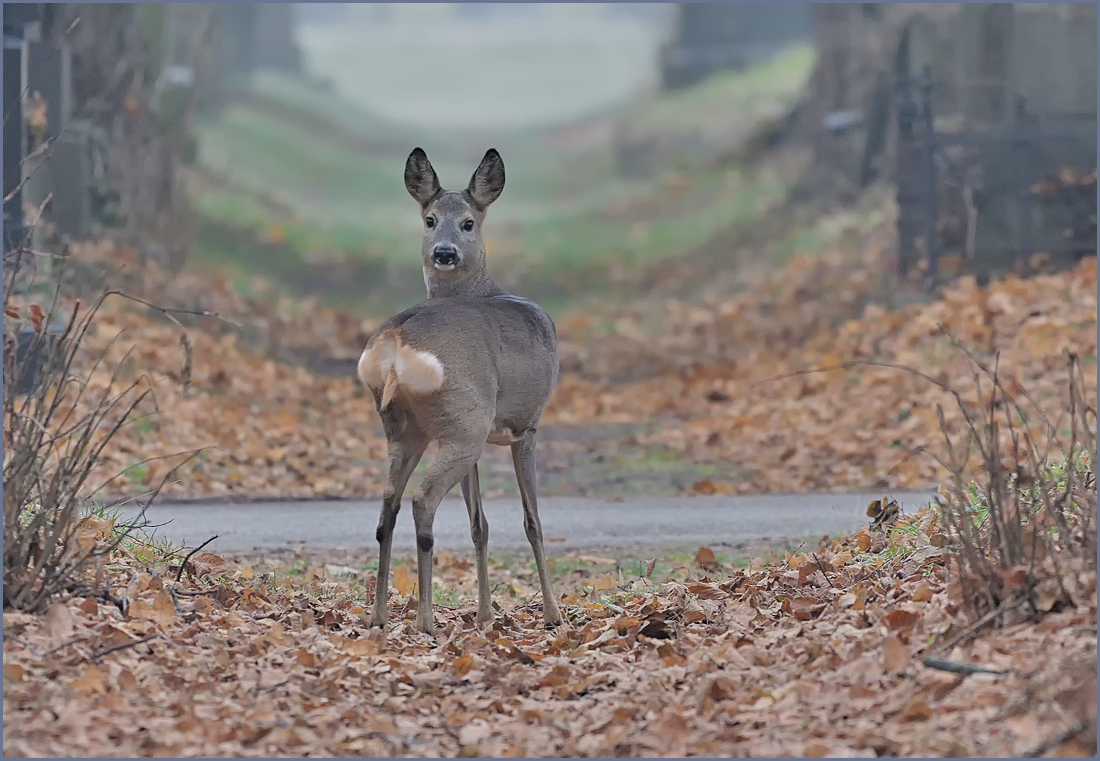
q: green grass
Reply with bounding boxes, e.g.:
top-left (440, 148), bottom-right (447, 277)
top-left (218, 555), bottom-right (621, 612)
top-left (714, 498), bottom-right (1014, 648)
top-left (626, 45), bottom-right (814, 135)
top-left (188, 42), bottom-right (813, 317)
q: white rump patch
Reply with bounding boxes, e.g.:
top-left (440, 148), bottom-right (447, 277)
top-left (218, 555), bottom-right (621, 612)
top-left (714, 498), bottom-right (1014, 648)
top-left (394, 347), bottom-right (445, 395)
top-left (358, 339), bottom-right (394, 390)
top-left (358, 331), bottom-right (445, 404)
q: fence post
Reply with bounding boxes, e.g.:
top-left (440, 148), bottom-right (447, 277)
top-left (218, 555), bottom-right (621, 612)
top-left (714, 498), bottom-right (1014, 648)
top-left (895, 71), bottom-right (919, 278)
top-left (1014, 96), bottom-right (1033, 273)
top-left (920, 66), bottom-right (939, 285)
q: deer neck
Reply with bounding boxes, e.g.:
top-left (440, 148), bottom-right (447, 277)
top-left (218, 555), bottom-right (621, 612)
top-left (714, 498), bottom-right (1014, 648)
top-left (424, 267), bottom-right (505, 299)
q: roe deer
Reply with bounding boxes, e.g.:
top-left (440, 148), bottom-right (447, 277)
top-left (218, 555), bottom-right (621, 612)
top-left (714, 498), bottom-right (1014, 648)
top-left (357, 147), bottom-right (562, 634)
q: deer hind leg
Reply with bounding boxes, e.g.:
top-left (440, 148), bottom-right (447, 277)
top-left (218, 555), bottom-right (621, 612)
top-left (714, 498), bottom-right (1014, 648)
top-left (460, 463), bottom-right (493, 626)
top-left (511, 434), bottom-right (562, 628)
top-left (370, 408), bottom-right (428, 629)
top-left (410, 439), bottom-right (482, 635)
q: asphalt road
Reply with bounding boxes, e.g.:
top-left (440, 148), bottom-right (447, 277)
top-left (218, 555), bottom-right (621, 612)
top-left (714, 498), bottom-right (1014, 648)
top-left (119, 491), bottom-right (937, 555)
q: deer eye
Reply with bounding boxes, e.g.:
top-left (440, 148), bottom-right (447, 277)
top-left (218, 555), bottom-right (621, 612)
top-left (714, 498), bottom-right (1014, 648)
top-left (425, 217), bottom-right (436, 229)
top-left (462, 219), bottom-right (474, 232)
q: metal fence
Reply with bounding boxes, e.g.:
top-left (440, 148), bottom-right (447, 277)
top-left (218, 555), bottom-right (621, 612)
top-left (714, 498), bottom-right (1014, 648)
top-left (895, 66), bottom-right (1097, 284)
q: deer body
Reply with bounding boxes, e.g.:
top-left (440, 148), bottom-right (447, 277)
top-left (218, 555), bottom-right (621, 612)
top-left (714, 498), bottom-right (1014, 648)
top-left (358, 148), bottom-right (562, 634)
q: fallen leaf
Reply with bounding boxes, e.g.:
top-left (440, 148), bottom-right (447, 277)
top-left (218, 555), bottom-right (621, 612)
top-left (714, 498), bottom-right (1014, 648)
top-left (911, 581), bottom-right (934, 602)
top-left (68, 664), bottom-right (106, 696)
top-left (686, 581), bottom-right (726, 600)
top-left (883, 634), bottom-right (911, 674)
top-left (392, 565), bottom-right (417, 596)
top-left (117, 669), bottom-right (138, 692)
top-left (28, 304), bottom-right (45, 333)
top-left (185, 552), bottom-right (230, 579)
top-left (638, 617), bottom-right (674, 639)
top-left (342, 638), bottom-right (379, 657)
top-left (128, 590), bottom-right (176, 627)
top-left (692, 479), bottom-right (718, 495)
top-left (901, 699), bottom-right (933, 722)
top-left (451, 655), bottom-right (474, 677)
top-left (591, 573), bottom-right (618, 592)
top-left (694, 547), bottom-right (717, 567)
top-left (881, 609), bottom-right (920, 631)
top-left (46, 603), bottom-right (74, 640)
top-left (4, 664), bottom-right (26, 682)
top-left (788, 597), bottom-right (826, 620)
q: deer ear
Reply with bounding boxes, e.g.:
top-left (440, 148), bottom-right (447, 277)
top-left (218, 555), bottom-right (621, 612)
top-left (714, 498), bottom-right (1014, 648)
top-left (467, 149), bottom-right (505, 210)
top-left (405, 147), bottom-right (440, 206)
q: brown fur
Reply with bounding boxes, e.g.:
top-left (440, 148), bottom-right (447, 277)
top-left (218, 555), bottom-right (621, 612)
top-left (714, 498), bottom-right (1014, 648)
top-left (365, 148), bottom-right (562, 636)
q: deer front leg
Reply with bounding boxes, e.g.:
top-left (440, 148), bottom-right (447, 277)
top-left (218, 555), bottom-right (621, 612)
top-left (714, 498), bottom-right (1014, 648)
top-left (511, 434), bottom-right (562, 628)
top-left (460, 463), bottom-right (493, 627)
top-left (411, 441), bottom-right (480, 635)
top-left (371, 430), bottom-right (427, 629)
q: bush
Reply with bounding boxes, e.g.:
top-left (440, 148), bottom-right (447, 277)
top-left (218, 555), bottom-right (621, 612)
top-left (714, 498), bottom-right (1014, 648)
top-left (2, 250), bottom-right (186, 611)
top-left (932, 341), bottom-right (1096, 624)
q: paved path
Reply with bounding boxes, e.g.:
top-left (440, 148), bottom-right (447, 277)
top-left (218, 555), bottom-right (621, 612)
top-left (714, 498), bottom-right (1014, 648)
top-left (120, 491), bottom-right (937, 554)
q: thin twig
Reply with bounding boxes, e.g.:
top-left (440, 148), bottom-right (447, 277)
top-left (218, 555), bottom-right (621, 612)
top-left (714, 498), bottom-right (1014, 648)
top-left (925, 597), bottom-right (1025, 658)
top-left (921, 656), bottom-right (1007, 676)
top-left (812, 553), bottom-right (837, 589)
top-left (174, 588), bottom-right (218, 597)
top-left (103, 289), bottom-right (242, 329)
top-left (90, 634), bottom-right (157, 662)
top-left (1019, 717), bottom-right (1092, 758)
top-left (174, 535), bottom-right (220, 583)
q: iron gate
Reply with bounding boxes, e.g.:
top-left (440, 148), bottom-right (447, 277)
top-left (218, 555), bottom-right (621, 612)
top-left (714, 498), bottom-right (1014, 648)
top-left (895, 66), bottom-right (1097, 284)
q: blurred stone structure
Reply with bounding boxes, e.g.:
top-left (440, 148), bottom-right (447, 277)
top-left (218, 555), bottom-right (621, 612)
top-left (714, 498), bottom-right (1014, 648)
top-left (660, 3), bottom-right (812, 91)
top-left (803, 3), bottom-right (1097, 280)
top-left (805, 3), bottom-right (1097, 191)
top-left (199, 3), bottom-right (302, 114)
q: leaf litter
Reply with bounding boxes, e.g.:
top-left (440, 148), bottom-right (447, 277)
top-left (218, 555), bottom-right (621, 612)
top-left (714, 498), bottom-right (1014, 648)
top-left (4, 225), bottom-right (1095, 756)
top-left (3, 506), bottom-right (1094, 756)
top-left (28, 232), bottom-right (1096, 503)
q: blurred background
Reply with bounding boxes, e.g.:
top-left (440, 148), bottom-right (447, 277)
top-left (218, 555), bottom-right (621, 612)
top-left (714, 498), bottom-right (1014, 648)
top-left (3, 3), bottom-right (1096, 501)
top-left (5, 2), bottom-right (1096, 313)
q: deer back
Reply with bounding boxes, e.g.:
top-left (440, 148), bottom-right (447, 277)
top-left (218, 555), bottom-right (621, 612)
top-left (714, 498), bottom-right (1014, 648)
top-left (359, 295), bottom-right (558, 441)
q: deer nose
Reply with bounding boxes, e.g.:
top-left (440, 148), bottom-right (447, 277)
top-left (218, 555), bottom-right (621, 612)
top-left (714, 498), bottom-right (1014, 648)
top-left (432, 245), bottom-right (458, 266)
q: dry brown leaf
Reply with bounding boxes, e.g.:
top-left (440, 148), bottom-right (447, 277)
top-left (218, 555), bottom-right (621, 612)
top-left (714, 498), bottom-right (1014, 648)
top-left (27, 304), bottom-right (44, 334)
top-left (185, 552), bottom-right (230, 579)
top-left (883, 634), bottom-right (911, 674)
top-left (900, 698), bottom-right (933, 722)
top-left (911, 581), bottom-right (934, 602)
top-left (46, 604), bottom-right (74, 641)
top-left (68, 664), bottom-right (105, 696)
top-left (451, 655), bottom-right (474, 677)
top-left (591, 573), bottom-right (618, 592)
top-left (117, 669), bottom-right (138, 692)
top-left (128, 590), bottom-right (176, 627)
top-left (342, 638), bottom-right (379, 657)
top-left (392, 565), bottom-right (417, 596)
top-left (686, 581), bottom-right (726, 600)
top-left (694, 547), bottom-right (717, 567)
top-left (881, 609), bottom-right (920, 631)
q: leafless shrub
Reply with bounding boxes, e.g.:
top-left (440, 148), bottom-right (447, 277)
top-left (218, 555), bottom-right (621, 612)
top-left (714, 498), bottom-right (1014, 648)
top-left (929, 333), bottom-right (1097, 624)
top-left (2, 246), bottom-right (193, 612)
